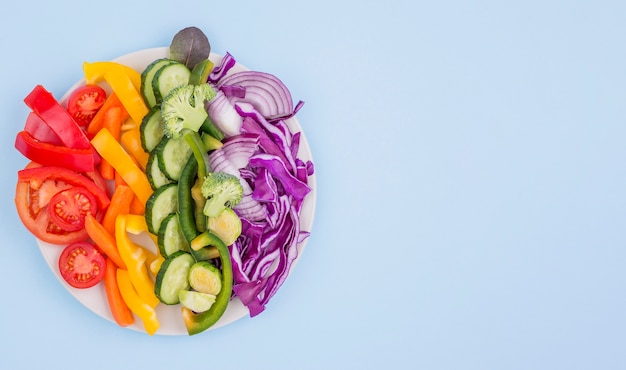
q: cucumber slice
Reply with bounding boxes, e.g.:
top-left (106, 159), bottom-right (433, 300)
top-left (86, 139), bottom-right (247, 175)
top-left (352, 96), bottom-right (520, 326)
top-left (146, 149), bottom-right (173, 190)
top-left (158, 213), bottom-right (190, 257)
top-left (188, 261), bottom-right (222, 295)
top-left (155, 136), bottom-right (193, 181)
top-left (140, 106), bottom-right (164, 153)
top-left (145, 183), bottom-right (178, 234)
top-left (154, 251), bottom-right (195, 305)
top-left (178, 290), bottom-right (216, 313)
top-left (152, 62), bottom-right (191, 104)
top-left (141, 58), bottom-right (175, 108)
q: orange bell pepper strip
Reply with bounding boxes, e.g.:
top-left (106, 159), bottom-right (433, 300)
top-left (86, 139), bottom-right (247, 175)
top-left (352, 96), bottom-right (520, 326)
top-left (120, 126), bottom-right (149, 170)
top-left (129, 195), bottom-right (146, 215)
top-left (83, 61), bottom-right (141, 90)
top-left (115, 214), bottom-right (159, 308)
top-left (104, 258), bottom-right (135, 327)
top-left (84, 213), bottom-right (126, 269)
top-left (116, 268), bottom-right (159, 335)
top-left (103, 65), bottom-right (148, 125)
top-left (87, 93), bottom-right (127, 137)
top-left (91, 128), bottom-right (153, 205)
top-left (100, 184), bottom-right (134, 236)
top-left (99, 106), bottom-right (127, 180)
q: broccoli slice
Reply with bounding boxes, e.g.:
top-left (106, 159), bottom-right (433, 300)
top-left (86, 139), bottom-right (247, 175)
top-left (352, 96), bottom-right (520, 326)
top-left (201, 172), bottom-right (244, 218)
top-left (161, 83), bottom-right (216, 138)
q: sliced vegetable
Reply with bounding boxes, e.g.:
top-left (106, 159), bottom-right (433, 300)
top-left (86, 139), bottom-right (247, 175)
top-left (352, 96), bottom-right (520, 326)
top-left (66, 85), bottom-right (107, 127)
top-left (115, 214), bottom-right (159, 308)
top-left (58, 241), bottom-right (106, 289)
top-left (140, 58), bottom-right (174, 107)
top-left (217, 70), bottom-right (295, 120)
top-left (188, 261), bottom-right (222, 295)
top-left (145, 183), bottom-right (178, 235)
top-left (47, 187), bottom-right (98, 232)
top-left (151, 61), bottom-right (191, 104)
top-left (14, 130), bottom-right (97, 173)
top-left (23, 85), bottom-right (92, 150)
top-left (154, 250), bottom-right (195, 305)
top-left (116, 268), bottom-right (160, 335)
top-left (207, 208), bottom-right (242, 246)
top-left (189, 58), bottom-right (214, 85)
top-left (24, 112), bottom-right (62, 145)
top-left (178, 290), bottom-right (216, 313)
top-left (99, 106), bottom-right (126, 180)
top-left (104, 258), bottom-right (135, 327)
top-left (158, 213), bottom-right (190, 257)
top-left (86, 92), bottom-right (126, 137)
top-left (83, 61), bottom-right (142, 90)
top-left (100, 184), bottom-right (134, 236)
top-left (120, 125), bottom-right (149, 170)
top-left (84, 213), bottom-right (126, 269)
top-left (90, 128), bottom-right (153, 204)
top-left (183, 231), bottom-right (233, 335)
top-left (139, 105), bottom-right (164, 152)
top-left (154, 135), bottom-right (193, 181)
top-left (103, 64), bottom-right (149, 125)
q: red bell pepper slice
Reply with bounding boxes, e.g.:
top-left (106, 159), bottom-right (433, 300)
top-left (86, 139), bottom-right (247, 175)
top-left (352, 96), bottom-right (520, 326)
top-left (24, 112), bottom-right (63, 146)
top-left (14, 130), bottom-right (97, 173)
top-left (24, 85), bottom-right (92, 150)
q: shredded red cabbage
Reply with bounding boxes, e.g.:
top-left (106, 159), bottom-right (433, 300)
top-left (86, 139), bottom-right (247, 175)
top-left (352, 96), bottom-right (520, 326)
top-left (207, 58), bottom-right (314, 316)
top-left (208, 52), bottom-right (237, 83)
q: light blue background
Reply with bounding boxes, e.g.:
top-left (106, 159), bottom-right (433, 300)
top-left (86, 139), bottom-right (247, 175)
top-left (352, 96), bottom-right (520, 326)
top-left (1, 1), bottom-right (625, 369)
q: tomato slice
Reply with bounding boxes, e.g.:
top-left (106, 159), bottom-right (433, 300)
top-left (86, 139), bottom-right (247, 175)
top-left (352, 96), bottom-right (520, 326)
top-left (15, 163), bottom-right (110, 245)
top-left (47, 187), bottom-right (98, 232)
top-left (66, 85), bottom-right (107, 127)
top-left (58, 242), bottom-right (105, 289)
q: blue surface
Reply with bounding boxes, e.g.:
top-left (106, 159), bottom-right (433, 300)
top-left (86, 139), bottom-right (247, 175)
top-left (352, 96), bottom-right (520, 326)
top-left (1, 1), bottom-right (626, 369)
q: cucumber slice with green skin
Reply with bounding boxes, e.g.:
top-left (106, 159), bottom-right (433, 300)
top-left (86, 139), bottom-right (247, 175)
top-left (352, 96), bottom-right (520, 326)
top-left (154, 251), bottom-right (195, 305)
top-left (141, 58), bottom-right (175, 108)
top-left (155, 136), bottom-right (193, 181)
top-left (179, 290), bottom-right (216, 313)
top-left (158, 213), bottom-right (190, 257)
top-left (145, 183), bottom-right (178, 235)
top-left (140, 106), bottom-right (164, 153)
top-left (146, 149), bottom-right (173, 190)
top-left (188, 261), bottom-right (222, 295)
top-left (152, 62), bottom-right (191, 105)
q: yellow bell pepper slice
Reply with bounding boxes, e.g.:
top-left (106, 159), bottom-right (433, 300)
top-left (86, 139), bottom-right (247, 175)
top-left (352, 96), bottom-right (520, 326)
top-left (125, 213), bottom-right (158, 246)
top-left (91, 128), bottom-right (153, 205)
top-left (83, 61), bottom-right (141, 90)
top-left (103, 65), bottom-right (149, 125)
top-left (149, 255), bottom-right (165, 276)
top-left (120, 125), bottom-right (149, 170)
top-left (115, 215), bottom-right (159, 308)
top-left (116, 268), bottom-right (160, 335)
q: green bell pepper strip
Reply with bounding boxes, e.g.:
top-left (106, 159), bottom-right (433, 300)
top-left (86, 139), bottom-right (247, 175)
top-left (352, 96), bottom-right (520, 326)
top-left (183, 231), bottom-right (233, 335)
top-left (177, 152), bottom-right (218, 261)
top-left (182, 128), bottom-right (213, 233)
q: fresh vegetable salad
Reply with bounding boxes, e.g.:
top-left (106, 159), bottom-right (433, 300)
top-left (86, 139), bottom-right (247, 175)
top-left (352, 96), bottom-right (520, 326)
top-left (13, 27), bottom-right (315, 335)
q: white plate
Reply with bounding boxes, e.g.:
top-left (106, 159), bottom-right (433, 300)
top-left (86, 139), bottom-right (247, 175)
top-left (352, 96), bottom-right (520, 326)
top-left (36, 47), bottom-right (316, 336)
